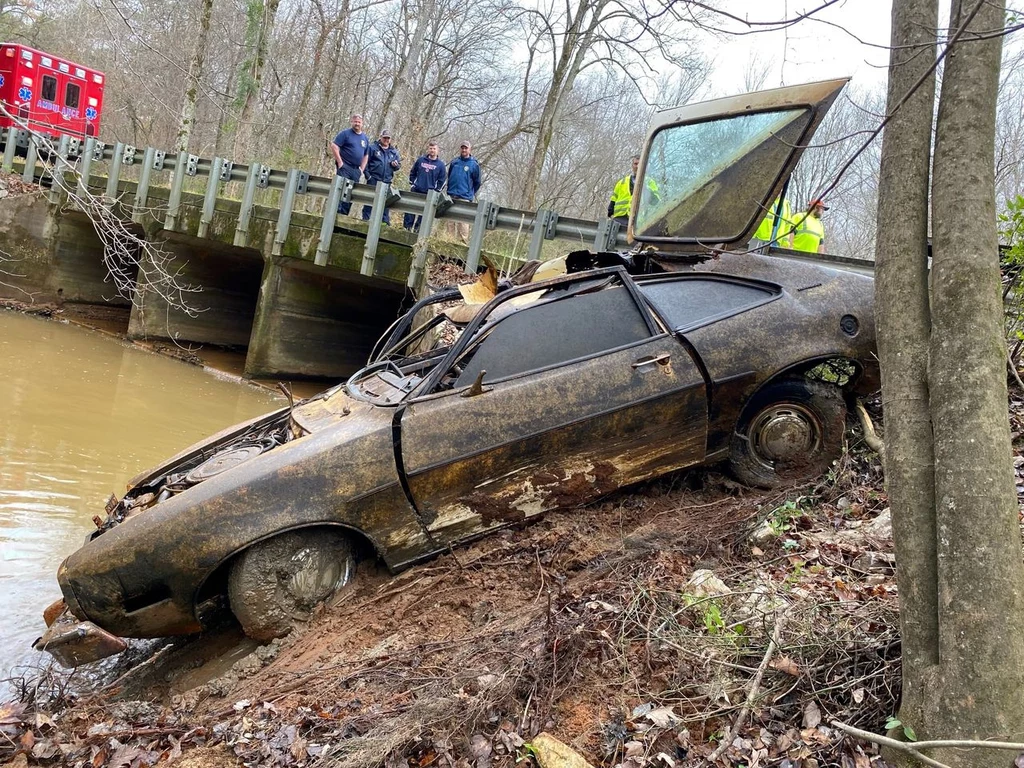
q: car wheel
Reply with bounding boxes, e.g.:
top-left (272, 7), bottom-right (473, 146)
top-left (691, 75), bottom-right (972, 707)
top-left (228, 529), bottom-right (355, 641)
top-left (729, 377), bottom-right (846, 489)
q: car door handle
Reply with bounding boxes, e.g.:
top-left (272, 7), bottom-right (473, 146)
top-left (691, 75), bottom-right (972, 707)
top-left (632, 353), bottom-right (671, 369)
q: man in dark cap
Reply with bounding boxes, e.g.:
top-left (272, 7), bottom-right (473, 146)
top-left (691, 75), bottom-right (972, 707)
top-left (447, 140), bottom-right (482, 242)
top-left (363, 129), bottom-right (402, 224)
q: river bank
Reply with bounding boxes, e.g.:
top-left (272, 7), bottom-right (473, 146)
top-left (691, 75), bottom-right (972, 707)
top-left (1, 422), bottom-right (908, 768)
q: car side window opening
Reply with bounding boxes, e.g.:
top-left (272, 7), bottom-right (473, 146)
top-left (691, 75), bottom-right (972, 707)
top-left (639, 278), bottom-right (778, 332)
top-left (449, 283), bottom-right (653, 389)
top-left (65, 82), bottom-right (80, 109)
top-left (41, 75), bottom-right (57, 102)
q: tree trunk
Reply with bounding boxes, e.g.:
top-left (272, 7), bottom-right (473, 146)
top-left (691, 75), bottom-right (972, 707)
top-left (380, 0), bottom-right (434, 132)
top-left (872, 0), bottom-right (939, 748)
top-left (231, 0), bottom-right (282, 161)
top-left (927, 0), bottom-right (1024, 761)
top-left (521, 0), bottom-right (605, 209)
top-left (174, 0), bottom-right (215, 153)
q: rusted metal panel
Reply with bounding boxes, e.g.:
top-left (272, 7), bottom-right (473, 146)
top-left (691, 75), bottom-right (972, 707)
top-left (400, 335), bottom-right (708, 545)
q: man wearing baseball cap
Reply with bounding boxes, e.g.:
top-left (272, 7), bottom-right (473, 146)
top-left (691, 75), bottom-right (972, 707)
top-left (446, 140), bottom-right (482, 243)
top-left (330, 113), bottom-right (369, 216)
top-left (363, 129), bottom-right (402, 224)
top-left (792, 198), bottom-right (828, 254)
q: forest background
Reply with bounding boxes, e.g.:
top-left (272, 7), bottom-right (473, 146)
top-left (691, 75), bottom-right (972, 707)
top-left (3, 0), bottom-right (1024, 258)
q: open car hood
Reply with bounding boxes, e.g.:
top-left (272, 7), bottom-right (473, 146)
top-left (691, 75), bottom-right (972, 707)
top-left (631, 77), bottom-right (849, 249)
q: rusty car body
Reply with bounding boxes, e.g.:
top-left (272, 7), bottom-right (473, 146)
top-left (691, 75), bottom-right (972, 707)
top-left (38, 77), bottom-right (878, 664)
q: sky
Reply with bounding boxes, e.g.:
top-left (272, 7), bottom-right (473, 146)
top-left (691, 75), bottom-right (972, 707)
top-left (699, 0), bottom-right (896, 96)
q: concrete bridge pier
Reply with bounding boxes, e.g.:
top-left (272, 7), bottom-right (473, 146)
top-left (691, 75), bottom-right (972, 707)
top-left (244, 256), bottom-right (407, 379)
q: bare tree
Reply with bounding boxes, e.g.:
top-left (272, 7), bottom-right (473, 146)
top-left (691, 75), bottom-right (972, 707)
top-left (876, 0), bottom-right (1024, 762)
top-left (175, 0), bottom-right (216, 153)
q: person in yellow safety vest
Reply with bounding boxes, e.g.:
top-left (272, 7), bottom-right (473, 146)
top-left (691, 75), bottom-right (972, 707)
top-left (608, 155), bottom-right (660, 225)
top-left (608, 155), bottom-right (641, 224)
top-left (753, 196), bottom-right (794, 248)
top-left (791, 198), bottom-right (828, 253)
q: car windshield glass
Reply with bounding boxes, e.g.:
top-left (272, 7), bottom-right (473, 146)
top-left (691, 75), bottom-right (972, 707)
top-left (635, 108), bottom-right (811, 241)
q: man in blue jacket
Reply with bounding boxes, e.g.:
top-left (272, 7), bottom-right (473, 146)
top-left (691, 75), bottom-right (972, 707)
top-left (404, 141), bottom-right (447, 232)
top-left (447, 141), bottom-right (482, 242)
top-left (331, 113), bottom-right (369, 216)
top-left (362, 129), bottom-right (402, 224)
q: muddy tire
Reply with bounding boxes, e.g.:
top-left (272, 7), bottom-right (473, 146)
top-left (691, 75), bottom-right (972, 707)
top-left (228, 529), bottom-right (354, 641)
top-left (729, 377), bottom-right (846, 489)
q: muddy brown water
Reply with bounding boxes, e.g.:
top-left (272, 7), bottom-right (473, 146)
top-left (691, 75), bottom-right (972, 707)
top-left (0, 311), bottom-right (284, 682)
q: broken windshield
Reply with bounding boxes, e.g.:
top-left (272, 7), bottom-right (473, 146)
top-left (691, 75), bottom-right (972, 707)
top-left (635, 108), bottom-right (812, 243)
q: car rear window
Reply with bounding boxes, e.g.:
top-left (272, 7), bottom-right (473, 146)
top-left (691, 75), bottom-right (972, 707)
top-left (455, 285), bottom-right (651, 386)
top-left (639, 277), bottom-right (777, 331)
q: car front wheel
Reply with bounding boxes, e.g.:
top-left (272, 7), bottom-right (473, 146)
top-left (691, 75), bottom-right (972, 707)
top-left (729, 377), bottom-right (846, 489)
top-left (228, 529), bottom-right (355, 640)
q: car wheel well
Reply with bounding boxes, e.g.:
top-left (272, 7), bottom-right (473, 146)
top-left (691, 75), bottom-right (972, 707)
top-left (193, 524), bottom-right (380, 609)
top-left (750, 356), bottom-right (861, 404)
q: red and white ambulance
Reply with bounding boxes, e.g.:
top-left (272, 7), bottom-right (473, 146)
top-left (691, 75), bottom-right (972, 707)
top-left (0, 43), bottom-right (105, 140)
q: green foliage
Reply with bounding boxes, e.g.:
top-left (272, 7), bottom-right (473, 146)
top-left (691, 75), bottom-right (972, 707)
top-left (999, 196), bottom-right (1024, 366)
top-left (885, 716), bottom-right (918, 742)
top-left (767, 496), bottom-right (811, 535)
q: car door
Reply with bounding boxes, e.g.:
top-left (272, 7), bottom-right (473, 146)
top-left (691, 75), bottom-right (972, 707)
top-left (398, 270), bottom-right (708, 547)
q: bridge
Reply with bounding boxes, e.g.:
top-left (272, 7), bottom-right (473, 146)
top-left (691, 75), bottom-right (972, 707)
top-left (0, 128), bottom-right (632, 379)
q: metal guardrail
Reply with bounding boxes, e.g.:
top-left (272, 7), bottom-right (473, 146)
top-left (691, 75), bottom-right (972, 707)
top-left (3, 126), bottom-right (876, 286)
top-left (3, 126), bottom-right (631, 290)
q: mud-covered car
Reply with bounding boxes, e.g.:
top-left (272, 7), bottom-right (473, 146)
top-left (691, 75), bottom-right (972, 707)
top-left (37, 77), bottom-right (877, 665)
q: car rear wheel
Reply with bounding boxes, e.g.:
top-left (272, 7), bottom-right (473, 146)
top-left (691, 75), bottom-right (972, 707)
top-left (228, 529), bottom-right (355, 641)
top-left (729, 377), bottom-right (846, 489)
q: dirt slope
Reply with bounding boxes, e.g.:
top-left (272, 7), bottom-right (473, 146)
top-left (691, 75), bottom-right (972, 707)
top-left (2, 434), bottom-right (905, 768)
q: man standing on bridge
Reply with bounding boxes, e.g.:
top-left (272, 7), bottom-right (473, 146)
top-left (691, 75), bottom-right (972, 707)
top-left (446, 141), bottom-right (482, 243)
top-left (362, 129), bottom-right (401, 225)
top-left (331, 113), bottom-right (370, 216)
top-left (404, 141), bottom-right (447, 232)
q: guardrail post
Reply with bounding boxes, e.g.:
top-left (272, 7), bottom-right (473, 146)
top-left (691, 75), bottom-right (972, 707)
top-left (234, 162), bottom-right (262, 248)
top-left (408, 189), bottom-right (440, 289)
top-left (104, 141), bottom-right (125, 205)
top-left (76, 137), bottom-right (97, 207)
top-left (464, 199), bottom-right (496, 274)
top-left (360, 181), bottom-right (389, 276)
top-left (2, 126), bottom-right (16, 172)
top-left (47, 134), bottom-right (70, 204)
top-left (132, 146), bottom-right (158, 223)
top-left (164, 152), bottom-right (197, 231)
top-left (314, 174), bottom-right (345, 266)
top-left (21, 136), bottom-right (37, 184)
top-left (593, 217), bottom-right (621, 251)
top-left (527, 208), bottom-right (557, 262)
top-left (197, 156), bottom-right (223, 238)
top-left (272, 169), bottom-right (301, 257)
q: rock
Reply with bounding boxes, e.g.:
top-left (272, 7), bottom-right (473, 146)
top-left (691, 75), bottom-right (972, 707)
top-left (749, 520), bottom-right (778, 547)
top-left (530, 732), bottom-right (595, 768)
top-left (686, 569), bottom-right (730, 598)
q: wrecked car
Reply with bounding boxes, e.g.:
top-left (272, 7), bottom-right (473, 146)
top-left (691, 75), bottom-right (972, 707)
top-left (37, 77), bottom-right (877, 665)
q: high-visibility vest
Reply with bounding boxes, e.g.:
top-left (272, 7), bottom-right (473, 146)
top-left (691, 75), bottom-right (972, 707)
top-left (611, 175), bottom-right (659, 219)
top-left (610, 174), bottom-right (634, 218)
top-left (791, 212), bottom-right (825, 253)
top-left (754, 197), bottom-right (793, 243)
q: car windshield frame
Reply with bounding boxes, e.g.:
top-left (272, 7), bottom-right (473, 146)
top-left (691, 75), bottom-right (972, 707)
top-left (631, 78), bottom-right (849, 248)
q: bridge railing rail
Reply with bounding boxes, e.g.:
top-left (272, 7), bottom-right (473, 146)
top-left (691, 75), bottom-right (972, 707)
top-left (4, 126), bottom-right (875, 290)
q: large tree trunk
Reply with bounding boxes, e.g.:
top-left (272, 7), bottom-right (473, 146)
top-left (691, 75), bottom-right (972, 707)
top-left (872, 0), bottom-right (939, 745)
top-left (927, 0), bottom-right (1024, 761)
top-left (380, 0), bottom-right (434, 132)
top-left (174, 0), bottom-right (215, 153)
top-left (520, 0), bottom-right (605, 209)
top-left (231, 0), bottom-right (282, 161)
